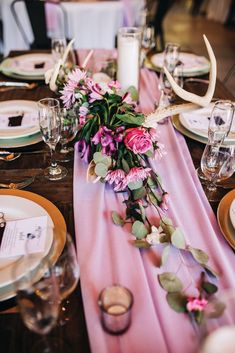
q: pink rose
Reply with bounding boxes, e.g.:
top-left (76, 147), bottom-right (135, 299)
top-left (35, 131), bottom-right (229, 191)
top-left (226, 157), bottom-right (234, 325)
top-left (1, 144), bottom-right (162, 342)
top-left (186, 298), bottom-right (208, 312)
top-left (124, 127), bottom-right (152, 154)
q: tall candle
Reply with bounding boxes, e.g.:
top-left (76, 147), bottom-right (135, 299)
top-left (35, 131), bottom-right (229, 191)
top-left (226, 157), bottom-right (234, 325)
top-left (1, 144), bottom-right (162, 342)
top-left (117, 27), bottom-right (141, 92)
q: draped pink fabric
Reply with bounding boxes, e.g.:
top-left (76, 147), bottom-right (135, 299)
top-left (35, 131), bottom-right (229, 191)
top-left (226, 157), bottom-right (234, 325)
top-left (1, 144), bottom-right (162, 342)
top-left (73, 50), bottom-right (235, 353)
top-left (122, 0), bottom-right (134, 26)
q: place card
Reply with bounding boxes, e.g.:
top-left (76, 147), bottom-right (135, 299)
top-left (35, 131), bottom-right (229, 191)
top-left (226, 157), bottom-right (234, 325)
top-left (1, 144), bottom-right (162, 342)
top-left (0, 215), bottom-right (48, 258)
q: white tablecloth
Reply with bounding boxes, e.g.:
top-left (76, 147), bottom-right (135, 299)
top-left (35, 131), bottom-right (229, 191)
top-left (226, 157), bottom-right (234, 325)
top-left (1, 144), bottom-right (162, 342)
top-left (0, 0), bottom-right (145, 55)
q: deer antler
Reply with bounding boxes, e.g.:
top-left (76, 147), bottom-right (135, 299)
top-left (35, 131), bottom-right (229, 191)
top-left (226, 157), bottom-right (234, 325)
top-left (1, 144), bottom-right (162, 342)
top-left (144, 35), bottom-right (217, 128)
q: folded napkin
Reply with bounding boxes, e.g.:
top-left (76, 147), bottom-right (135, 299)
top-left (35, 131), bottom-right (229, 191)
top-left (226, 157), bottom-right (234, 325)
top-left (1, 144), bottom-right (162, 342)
top-left (180, 106), bottom-right (235, 133)
top-left (0, 112), bottom-right (38, 129)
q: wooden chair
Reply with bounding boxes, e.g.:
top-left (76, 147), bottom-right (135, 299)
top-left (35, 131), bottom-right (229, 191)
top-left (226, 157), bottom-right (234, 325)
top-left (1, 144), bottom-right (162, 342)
top-left (10, 0), bottom-right (69, 49)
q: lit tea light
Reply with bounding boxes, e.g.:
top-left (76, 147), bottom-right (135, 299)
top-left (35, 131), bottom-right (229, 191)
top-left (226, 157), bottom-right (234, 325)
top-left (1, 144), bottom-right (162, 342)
top-left (200, 326), bottom-right (235, 353)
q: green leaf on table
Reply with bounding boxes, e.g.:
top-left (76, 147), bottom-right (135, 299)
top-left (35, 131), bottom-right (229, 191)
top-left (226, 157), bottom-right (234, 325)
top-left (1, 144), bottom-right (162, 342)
top-left (158, 272), bottom-right (183, 293)
top-left (138, 203), bottom-right (146, 222)
top-left (161, 245), bottom-right (171, 266)
top-left (147, 177), bottom-right (156, 188)
top-left (166, 292), bottom-right (187, 313)
top-left (132, 186), bottom-right (147, 200)
top-left (202, 281), bottom-right (218, 295)
top-left (112, 211), bottom-right (125, 226)
top-left (95, 163), bottom-right (108, 177)
top-left (147, 193), bottom-right (159, 207)
top-left (93, 152), bottom-right (111, 166)
top-left (133, 239), bottom-right (151, 249)
top-left (206, 300), bottom-right (226, 318)
top-left (132, 220), bottom-right (148, 239)
top-left (188, 246), bottom-right (209, 265)
top-left (122, 158), bottom-right (130, 173)
top-left (116, 113), bottom-right (144, 126)
top-left (171, 228), bottom-right (186, 249)
top-left (128, 180), bottom-right (143, 191)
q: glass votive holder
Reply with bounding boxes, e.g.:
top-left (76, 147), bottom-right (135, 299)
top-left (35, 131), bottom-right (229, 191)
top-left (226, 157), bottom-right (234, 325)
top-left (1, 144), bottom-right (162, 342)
top-left (98, 285), bottom-right (134, 335)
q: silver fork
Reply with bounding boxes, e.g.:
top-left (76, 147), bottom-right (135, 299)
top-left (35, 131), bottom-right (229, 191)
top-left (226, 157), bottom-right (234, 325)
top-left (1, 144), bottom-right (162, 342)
top-left (0, 176), bottom-right (35, 190)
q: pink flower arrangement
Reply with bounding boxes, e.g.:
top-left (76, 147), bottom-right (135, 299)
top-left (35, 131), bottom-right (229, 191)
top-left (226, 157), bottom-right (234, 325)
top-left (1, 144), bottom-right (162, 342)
top-left (186, 298), bottom-right (208, 312)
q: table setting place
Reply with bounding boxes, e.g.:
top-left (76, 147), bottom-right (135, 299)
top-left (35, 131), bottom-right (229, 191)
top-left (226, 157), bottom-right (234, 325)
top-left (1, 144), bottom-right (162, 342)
top-left (0, 26), bottom-right (235, 353)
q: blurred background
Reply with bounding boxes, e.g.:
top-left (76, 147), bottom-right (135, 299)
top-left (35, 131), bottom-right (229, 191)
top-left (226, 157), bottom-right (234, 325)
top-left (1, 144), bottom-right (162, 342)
top-left (0, 0), bottom-right (234, 95)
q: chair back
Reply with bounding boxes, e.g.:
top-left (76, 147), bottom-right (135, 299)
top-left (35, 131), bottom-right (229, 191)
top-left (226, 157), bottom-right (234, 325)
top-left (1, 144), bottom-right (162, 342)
top-left (11, 0), bottom-right (68, 49)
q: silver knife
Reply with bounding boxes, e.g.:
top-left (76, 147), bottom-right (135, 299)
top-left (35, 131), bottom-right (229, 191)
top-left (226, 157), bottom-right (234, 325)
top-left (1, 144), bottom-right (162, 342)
top-left (0, 82), bottom-right (31, 87)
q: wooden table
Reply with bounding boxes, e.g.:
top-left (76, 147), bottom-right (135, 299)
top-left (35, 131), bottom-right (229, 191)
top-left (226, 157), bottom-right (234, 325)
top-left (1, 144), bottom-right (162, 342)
top-left (0, 51), bottom-right (234, 353)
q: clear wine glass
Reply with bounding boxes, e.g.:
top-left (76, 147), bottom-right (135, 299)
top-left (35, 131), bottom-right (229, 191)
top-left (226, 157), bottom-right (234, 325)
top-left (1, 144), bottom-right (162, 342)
top-left (12, 256), bottom-right (61, 353)
top-left (141, 25), bottom-right (155, 65)
top-left (201, 146), bottom-right (235, 202)
top-left (198, 100), bottom-right (235, 182)
top-left (158, 42), bottom-right (180, 104)
top-left (58, 108), bottom-right (78, 163)
top-left (38, 98), bottom-right (68, 181)
top-left (52, 233), bottom-right (80, 325)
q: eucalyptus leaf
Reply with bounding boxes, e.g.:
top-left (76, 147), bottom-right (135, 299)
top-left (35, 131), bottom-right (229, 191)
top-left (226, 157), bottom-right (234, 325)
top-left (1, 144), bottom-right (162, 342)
top-left (203, 265), bottom-right (219, 278)
top-left (188, 246), bottom-right (209, 265)
top-left (128, 180), bottom-right (143, 191)
top-left (112, 211), bottom-right (125, 226)
top-left (171, 228), bottom-right (186, 249)
top-left (160, 218), bottom-right (175, 237)
top-left (148, 193), bottom-right (159, 207)
top-left (202, 282), bottom-right (218, 295)
top-left (95, 163), bottom-right (108, 177)
top-left (166, 292), bottom-right (187, 313)
top-left (158, 272), bottom-right (183, 293)
top-left (138, 203), bottom-right (146, 222)
top-left (93, 152), bottom-right (111, 166)
top-left (133, 239), bottom-right (151, 249)
top-left (144, 150), bottom-right (154, 158)
top-left (132, 221), bottom-right (148, 239)
top-left (132, 187), bottom-right (147, 200)
top-left (206, 300), bottom-right (226, 318)
top-left (161, 245), bottom-right (170, 266)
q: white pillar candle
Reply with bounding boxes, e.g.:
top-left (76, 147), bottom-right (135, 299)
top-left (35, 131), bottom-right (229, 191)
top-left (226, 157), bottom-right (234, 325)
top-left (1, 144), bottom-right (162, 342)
top-left (200, 326), bottom-right (235, 353)
top-left (117, 28), bottom-right (141, 92)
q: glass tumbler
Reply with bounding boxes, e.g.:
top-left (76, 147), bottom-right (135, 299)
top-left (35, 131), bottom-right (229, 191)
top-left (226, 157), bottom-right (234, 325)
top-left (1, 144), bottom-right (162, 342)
top-left (98, 285), bottom-right (133, 335)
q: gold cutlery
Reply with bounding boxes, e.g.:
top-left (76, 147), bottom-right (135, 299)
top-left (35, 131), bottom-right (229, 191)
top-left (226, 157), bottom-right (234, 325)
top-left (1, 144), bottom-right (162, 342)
top-left (0, 151), bottom-right (21, 161)
top-left (0, 176), bottom-right (35, 190)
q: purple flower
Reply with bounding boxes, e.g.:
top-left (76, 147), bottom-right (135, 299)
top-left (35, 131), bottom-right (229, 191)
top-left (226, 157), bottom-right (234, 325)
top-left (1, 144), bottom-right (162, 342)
top-left (108, 80), bottom-right (121, 90)
top-left (105, 169), bottom-right (127, 191)
top-left (127, 167), bottom-right (152, 184)
top-left (86, 81), bottom-right (104, 102)
top-left (92, 126), bottom-right (117, 155)
top-left (77, 140), bottom-right (90, 163)
top-left (61, 68), bottom-right (87, 108)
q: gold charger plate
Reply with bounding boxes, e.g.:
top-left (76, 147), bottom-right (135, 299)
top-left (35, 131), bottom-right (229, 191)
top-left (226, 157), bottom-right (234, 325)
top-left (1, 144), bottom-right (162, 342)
top-left (0, 189), bottom-right (66, 301)
top-left (217, 189), bottom-right (235, 250)
top-left (172, 116), bottom-right (235, 146)
top-left (172, 115), bottom-right (207, 144)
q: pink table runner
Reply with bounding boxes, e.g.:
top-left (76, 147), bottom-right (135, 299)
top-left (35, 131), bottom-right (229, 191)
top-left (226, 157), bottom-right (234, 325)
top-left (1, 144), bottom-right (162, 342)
top-left (73, 51), bottom-right (235, 353)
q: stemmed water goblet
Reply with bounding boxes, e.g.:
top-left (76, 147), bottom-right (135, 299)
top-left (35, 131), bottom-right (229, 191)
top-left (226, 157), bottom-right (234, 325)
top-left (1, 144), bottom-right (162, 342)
top-left (200, 145), bottom-right (235, 202)
top-left (198, 100), bottom-right (235, 184)
top-left (51, 38), bottom-right (66, 63)
top-left (38, 98), bottom-right (68, 181)
top-left (52, 233), bottom-right (80, 325)
top-left (158, 42), bottom-right (180, 104)
top-left (141, 25), bottom-right (155, 66)
top-left (58, 108), bottom-right (78, 163)
top-left (12, 256), bottom-right (61, 353)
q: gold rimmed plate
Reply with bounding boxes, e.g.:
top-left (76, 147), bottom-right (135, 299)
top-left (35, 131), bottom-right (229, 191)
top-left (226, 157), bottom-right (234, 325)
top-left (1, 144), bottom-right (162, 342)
top-left (0, 189), bottom-right (66, 301)
top-left (217, 189), bottom-right (235, 250)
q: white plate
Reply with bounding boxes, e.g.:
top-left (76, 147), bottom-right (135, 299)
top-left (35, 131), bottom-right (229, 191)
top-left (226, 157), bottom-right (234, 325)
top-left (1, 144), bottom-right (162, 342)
top-left (179, 103), bottom-right (235, 143)
top-left (0, 132), bottom-right (42, 148)
top-left (0, 100), bottom-right (39, 139)
top-left (0, 195), bottom-right (54, 289)
top-left (148, 52), bottom-right (210, 77)
top-left (0, 53), bottom-right (54, 78)
top-left (229, 199), bottom-right (235, 230)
